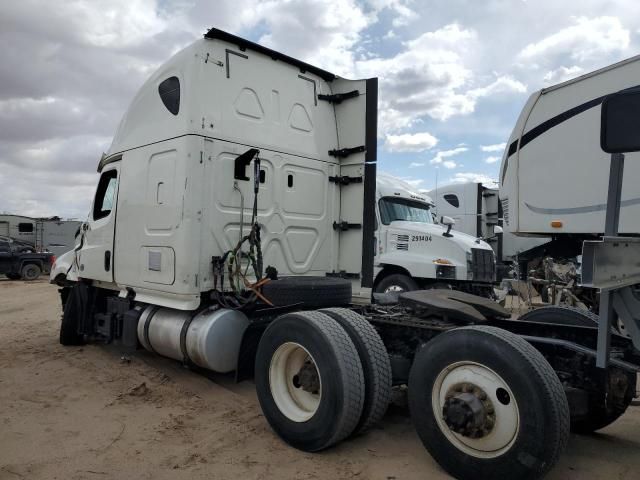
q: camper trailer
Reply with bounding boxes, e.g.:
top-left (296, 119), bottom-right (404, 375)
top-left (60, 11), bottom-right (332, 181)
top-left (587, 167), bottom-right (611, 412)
top-left (53, 29), bottom-right (640, 480)
top-left (499, 55), bottom-right (640, 308)
top-left (0, 214), bottom-right (81, 256)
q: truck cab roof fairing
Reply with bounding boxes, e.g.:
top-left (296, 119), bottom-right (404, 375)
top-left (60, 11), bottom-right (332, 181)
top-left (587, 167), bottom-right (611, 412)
top-left (204, 28), bottom-right (337, 82)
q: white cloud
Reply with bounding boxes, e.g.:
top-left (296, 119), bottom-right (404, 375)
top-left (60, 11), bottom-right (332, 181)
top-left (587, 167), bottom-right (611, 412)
top-left (485, 156), bottom-right (500, 164)
top-left (449, 172), bottom-right (497, 186)
top-left (385, 131), bottom-right (438, 152)
top-left (429, 147), bottom-right (468, 165)
top-left (518, 16), bottom-right (630, 63)
top-left (480, 143), bottom-right (506, 153)
top-left (543, 65), bottom-right (584, 84)
top-left (467, 75), bottom-right (527, 99)
top-left (409, 161), bottom-right (425, 168)
top-left (255, 0), bottom-right (373, 76)
top-left (442, 160), bottom-right (457, 169)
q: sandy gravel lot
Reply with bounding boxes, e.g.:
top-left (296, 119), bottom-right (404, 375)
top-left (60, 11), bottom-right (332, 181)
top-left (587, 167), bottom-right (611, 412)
top-left (1, 278), bottom-right (639, 480)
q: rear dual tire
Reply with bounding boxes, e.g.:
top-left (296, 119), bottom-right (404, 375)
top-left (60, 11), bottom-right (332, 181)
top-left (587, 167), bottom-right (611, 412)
top-left (255, 311), bottom-right (365, 452)
top-left (255, 309), bottom-right (391, 451)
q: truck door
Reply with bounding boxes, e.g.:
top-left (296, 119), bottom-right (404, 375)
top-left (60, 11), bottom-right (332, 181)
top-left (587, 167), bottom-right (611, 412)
top-left (78, 163), bottom-right (120, 282)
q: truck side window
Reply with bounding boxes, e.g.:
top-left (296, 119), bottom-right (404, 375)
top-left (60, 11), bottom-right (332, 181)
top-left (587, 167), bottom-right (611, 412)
top-left (18, 223), bottom-right (34, 233)
top-left (444, 194), bottom-right (459, 208)
top-left (93, 170), bottom-right (118, 221)
top-left (158, 76), bottom-right (180, 115)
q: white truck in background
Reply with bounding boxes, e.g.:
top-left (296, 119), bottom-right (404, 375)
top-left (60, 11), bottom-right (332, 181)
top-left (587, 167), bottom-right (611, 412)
top-left (428, 182), bottom-right (549, 280)
top-left (373, 174), bottom-right (496, 297)
top-left (499, 55), bottom-right (640, 309)
top-left (51, 28), bottom-right (640, 480)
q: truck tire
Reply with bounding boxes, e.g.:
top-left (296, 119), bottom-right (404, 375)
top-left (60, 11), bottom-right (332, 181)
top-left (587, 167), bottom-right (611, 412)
top-left (255, 311), bottom-right (364, 452)
top-left (261, 276), bottom-right (351, 309)
top-left (59, 284), bottom-right (86, 346)
top-left (374, 273), bottom-right (418, 294)
top-left (319, 308), bottom-right (391, 434)
top-left (408, 326), bottom-right (569, 480)
top-left (518, 305), bottom-right (597, 327)
top-left (21, 263), bottom-right (41, 281)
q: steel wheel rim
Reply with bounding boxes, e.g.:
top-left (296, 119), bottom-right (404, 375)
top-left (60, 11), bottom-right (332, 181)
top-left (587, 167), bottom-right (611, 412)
top-left (269, 342), bottom-right (322, 422)
top-left (384, 285), bottom-right (404, 293)
top-left (431, 361), bottom-right (520, 458)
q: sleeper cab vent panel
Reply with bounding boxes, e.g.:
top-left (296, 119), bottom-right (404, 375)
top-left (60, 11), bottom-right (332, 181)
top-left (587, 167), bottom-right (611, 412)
top-left (395, 234), bottom-right (409, 251)
top-left (501, 198), bottom-right (509, 226)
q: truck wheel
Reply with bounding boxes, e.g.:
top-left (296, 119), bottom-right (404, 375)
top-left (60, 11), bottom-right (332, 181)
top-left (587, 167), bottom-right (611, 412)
top-left (408, 326), bottom-right (569, 480)
top-left (319, 308), bottom-right (392, 434)
top-left (375, 274), bottom-right (418, 293)
top-left (519, 305), bottom-right (597, 327)
top-left (261, 276), bottom-right (351, 308)
top-left (21, 264), bottom-right (41, 281)
top-left (59, 284), bottom-right (86, 346)
top-left (255, 311), bottom-right (364, 452)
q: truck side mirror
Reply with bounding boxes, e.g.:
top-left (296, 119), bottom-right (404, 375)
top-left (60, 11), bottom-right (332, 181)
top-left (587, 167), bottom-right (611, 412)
top-left (441, 216), bottom-right (455, 238)
top-left (601, 89), bottom-right (640, 153)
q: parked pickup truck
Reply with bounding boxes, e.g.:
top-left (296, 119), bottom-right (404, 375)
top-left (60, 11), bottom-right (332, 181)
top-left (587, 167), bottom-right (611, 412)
top-left (0, 235), bottom-right (54, 280)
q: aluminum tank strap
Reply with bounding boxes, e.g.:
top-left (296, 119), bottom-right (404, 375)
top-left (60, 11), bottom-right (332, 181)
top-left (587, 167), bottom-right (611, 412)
top-left (179, 312), bottom-right (197, 366)
top-left (140, 306), bottom-right (161, 354)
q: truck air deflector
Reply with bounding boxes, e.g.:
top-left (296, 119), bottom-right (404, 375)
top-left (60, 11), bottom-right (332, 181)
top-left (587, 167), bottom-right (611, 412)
top-left (360, 77), bottom-right (378, 289)
top-left (204, 28), bottom-right (337, 82)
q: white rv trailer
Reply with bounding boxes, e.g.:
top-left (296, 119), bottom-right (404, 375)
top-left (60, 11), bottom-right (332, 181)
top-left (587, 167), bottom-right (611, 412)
top-left (51, 29), bottom-right (640, 480)
top-left (499, 56), bottom-right (640, 306)
top-left (500, 55), bottom-right (640, 237)
top-left (0, 214), bottom-right (81, 256)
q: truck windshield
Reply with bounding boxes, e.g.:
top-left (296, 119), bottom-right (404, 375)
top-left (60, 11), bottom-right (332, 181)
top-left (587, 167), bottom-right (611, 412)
top-left (379, 197), bottom-right (433, 225)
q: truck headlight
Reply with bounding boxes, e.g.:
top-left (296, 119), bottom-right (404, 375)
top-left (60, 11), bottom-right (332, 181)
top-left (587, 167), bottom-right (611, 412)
top-left (432, 258), bottom-right (454, 265)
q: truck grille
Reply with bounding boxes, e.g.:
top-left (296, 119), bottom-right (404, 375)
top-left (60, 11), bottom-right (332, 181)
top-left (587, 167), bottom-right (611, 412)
top-left (470, 248), bottom-right (495, 282)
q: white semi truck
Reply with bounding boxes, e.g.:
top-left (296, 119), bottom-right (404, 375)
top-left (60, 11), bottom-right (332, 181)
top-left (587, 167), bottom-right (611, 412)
top-left (53, 29), bottom-right (640, 480)
top-left (428, 182), bottom-right (549, 280)
top-left (373, 174), bottom-right (496, 296)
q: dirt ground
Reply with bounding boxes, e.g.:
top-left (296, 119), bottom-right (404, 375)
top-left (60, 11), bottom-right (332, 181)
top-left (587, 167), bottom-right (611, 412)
top-left (1, 279), bottom-right (639, 480)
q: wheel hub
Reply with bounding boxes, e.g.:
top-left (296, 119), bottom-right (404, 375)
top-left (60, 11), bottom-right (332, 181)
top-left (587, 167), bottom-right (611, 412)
top-left (443, 383), bottom-right (495, 438)
top-left (293, 360), bottom-right (320, 394)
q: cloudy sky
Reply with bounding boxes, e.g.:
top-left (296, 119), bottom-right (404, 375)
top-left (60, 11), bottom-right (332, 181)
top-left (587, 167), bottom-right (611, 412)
top-left (1, 0), bottom-right (638, 218)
